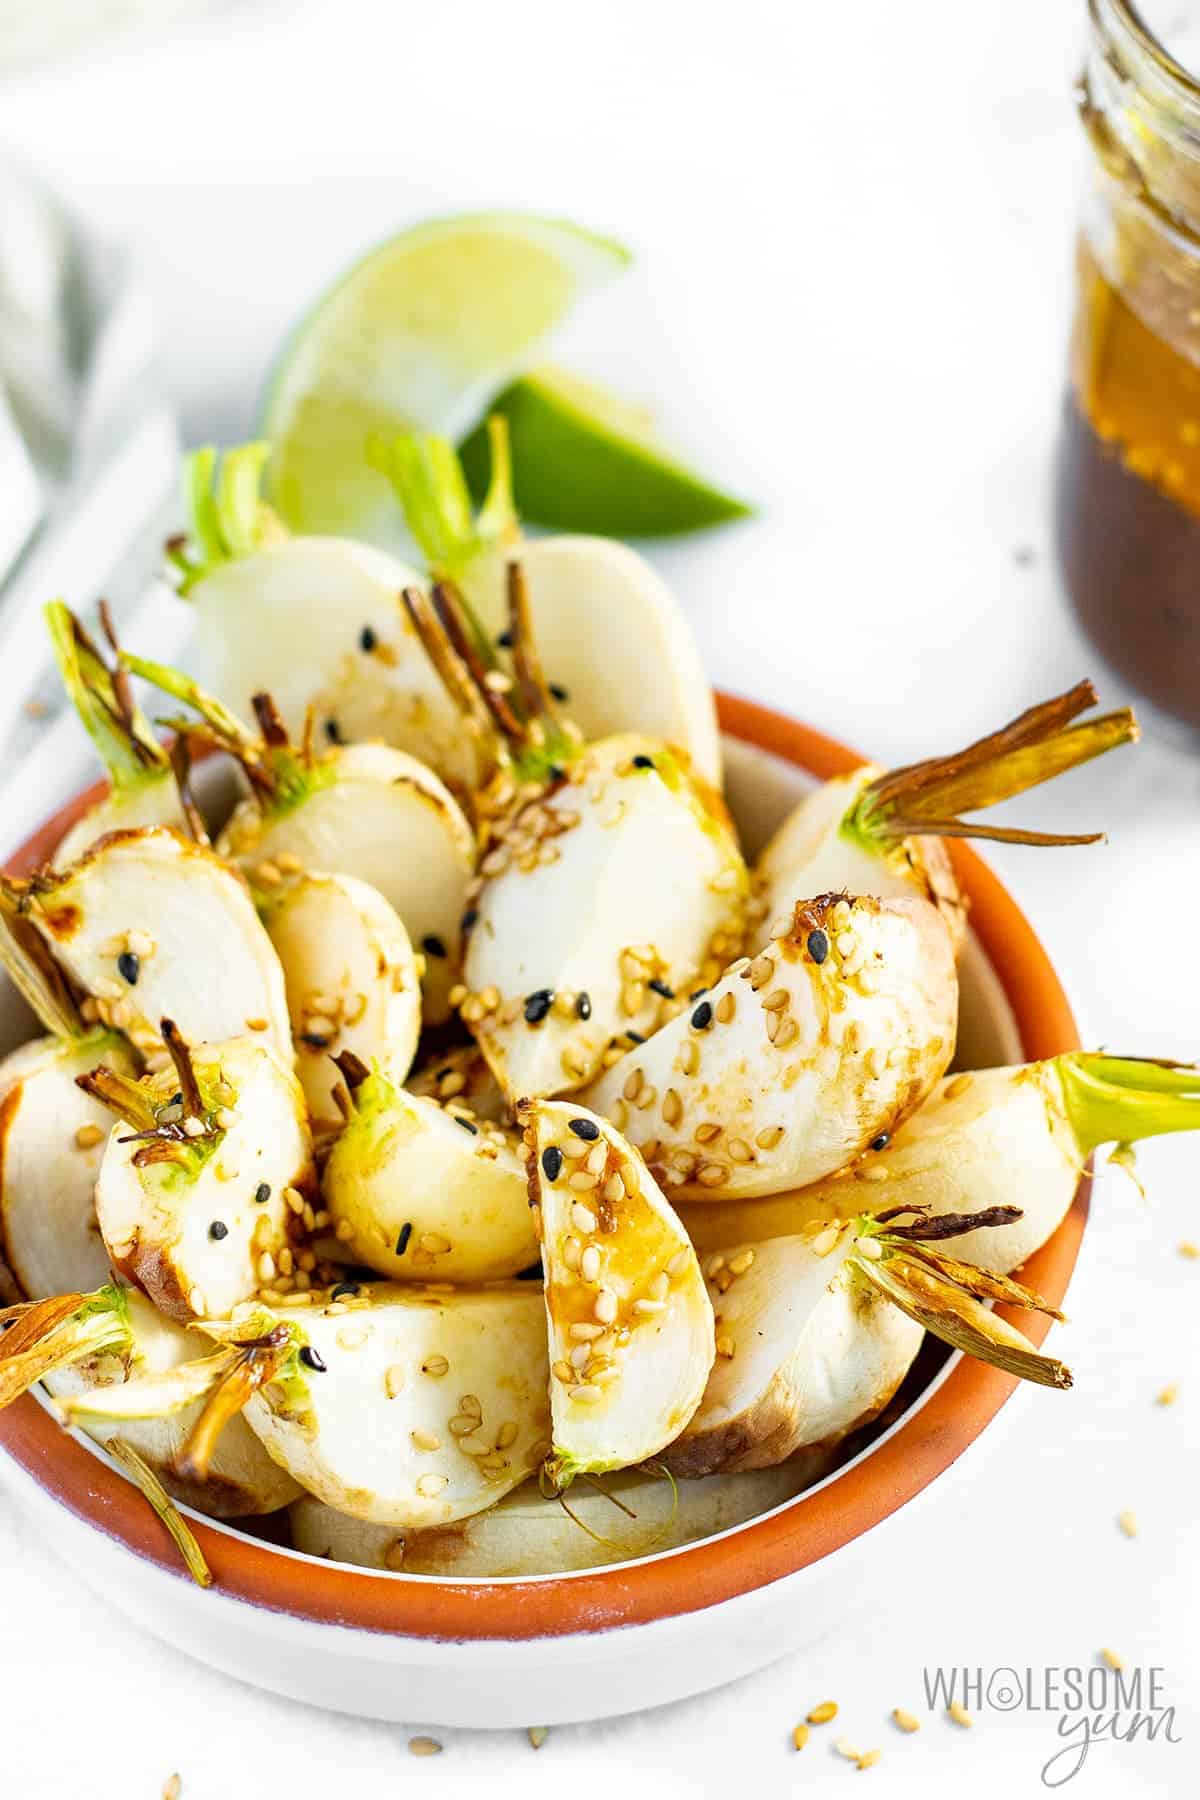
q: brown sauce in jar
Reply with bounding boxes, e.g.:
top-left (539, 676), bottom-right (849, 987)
top-left (1056, 240), bottom-right (1200, 731)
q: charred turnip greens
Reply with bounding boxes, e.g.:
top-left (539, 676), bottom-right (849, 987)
top-left (0, 420), bottom-right (1181, 1585)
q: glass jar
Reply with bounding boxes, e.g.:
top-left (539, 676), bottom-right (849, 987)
top-left (1055, 1), bottom-right (1200, 734)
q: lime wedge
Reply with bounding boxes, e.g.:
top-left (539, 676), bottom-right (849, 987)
top-left (459, 365), bottom-right (753, 536)
top-left (261, 214), bottom-right (630, 539)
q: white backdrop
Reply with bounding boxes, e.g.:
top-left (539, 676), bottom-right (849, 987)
top-left (0, 4), bottom-right (1197, 1795)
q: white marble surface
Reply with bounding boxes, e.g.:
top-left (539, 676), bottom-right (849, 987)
top-left (1, 3), bottom-right (1198, 1795)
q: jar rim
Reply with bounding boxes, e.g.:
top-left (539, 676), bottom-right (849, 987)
top-left (1091, 0), bottom-right (1200, 109)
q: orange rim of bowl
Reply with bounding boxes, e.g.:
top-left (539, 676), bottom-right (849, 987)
top-left (0, 692), bottom-right (1084, 1640)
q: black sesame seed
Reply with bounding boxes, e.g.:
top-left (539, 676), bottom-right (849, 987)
top-left (691, 1000), bottom-right (714, 1030)
top-left (421, 934), bottom-right (448, 959)
top-left (689, 987), bottom-right (709, 1002)
top-left (255, 1182), bottom-right (271, 1205)
top-left (871, 1132), bottom-right (890, 1152)
top-left (454, 1115), bottom-right (479, 1135)
top-left (648, 978), bottom-right (675, 999)
top-left (299, 1345), bottom-right (326, 1373)
top-left (568, 1117), bottom-right (600, 1141)
top-left (807, 928), bottom-right (830, 965)
top-left (461, 907), bottom-right (479, 933)
top-left (524, 988), bottom-right (554, 1025)
top-left (575, 991), bottom-right (592, 1020)
top-left (395, 1221), bottom-right (413, 1256)
top-left (117, 950), bottom-right (140, 986)
top-left (299, 1031), bottom-right (331, 1048)
top-left (632, 754), bottom-right (655, 770)
top-left (171, 1092), bottom-right (182, 1107)
top-left (549, 683), bottom-right (569, 702)
top-left (496, 629), bottom-right (513, 649)
top-left (359, 625), bottom-right (377, 652)
top-left (625, 1030), bottom-right (646, 1044)
top-left (548, 763), bottom-right (566, 781)
top-left (208, 1220), bottom-right (228, 1241)
top-left (331, 1281), bottom-right (361, 1300)
top-left (516, 1261), bottom-right (544, 1280)
top-left (541, 1145), bottom-right (564, 1182)
top-left (324, 718), bottom-right (343, 744)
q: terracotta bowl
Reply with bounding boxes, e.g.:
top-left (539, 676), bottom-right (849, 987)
top-left (0, 694), bottom-right (1083, 1727)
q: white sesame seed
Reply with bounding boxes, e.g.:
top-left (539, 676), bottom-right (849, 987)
top-left (416, 1474), bottom-right (449, 1498)
top-left (411, 1429), bottom-right (441, 1452)
top-left (594, 1288), bottom-right (618, 1324)
top-left (580, 1245), bottom-right (601, 1282)
top-left (385, 1364), bottom-right (405, 1398)
top-left (407, 1735), bottom-right (442, 1756)
top-left (570, 1384), bottom-right (602, 1403)
top-left (571, 1203), bottom-right (597, 1234)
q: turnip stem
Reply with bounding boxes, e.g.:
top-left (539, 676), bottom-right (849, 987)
top-left (1058, 1053), bottom-right (1200, 1153)
top-left (848, 683), bottom-right (1138, 848)
top-left (0, 1286), bottom-right (130, 1412)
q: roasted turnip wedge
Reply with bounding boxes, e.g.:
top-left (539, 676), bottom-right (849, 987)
top-left (322, 1056), bottom-right (537, 1281)
top-left (175, 1282), bottom-right (550, 1528)
top-left (0, 1030), bottom-right (135, 1299)
top-left (0, 1284), bottom-right (299, 1515)
top-left (521, 1099), bottom-right (713, 1485)
top-left (679, 1054), bottom-right (1200, 1271)
top-left (167, 444), bottom-right (475, 783)
top-left (584, 892), bottom-right (957, 1200)
top-left (6, 827), bottom-right (291, 1061)
top-left (46, 602), bottom-right (184, 868)
top-left (0, 911), bottom-right (136, 1299)
top-left (371, 421), bottom-right (721, 782)
top-left (403, 575), bottom-right (746, 1098)
top-left (665, 1207), bottom-right (1071, 1477)
top-left (258, 871), bottom-right (421, 1127)
top-left (83, 1024), bottom-right (314, 1323)
top-left (125, 656), bottom-right (474, 1025)
top-left (754, 684), bottom-right (1137, 952)
top-left (289, 1450), bottom-right (835, 1575)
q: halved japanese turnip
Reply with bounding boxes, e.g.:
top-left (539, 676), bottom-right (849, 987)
top-left (85, 1025), bottom-right (314, 1323)
top-left (371, 422), bottom-right (721, 782)
top-left (402, 576), bottom-right (746, 1096)
top-left (753, 684), bottom-right (1137, 952)
top-left (0, 1283), bottom-right (299, 1515)
top-left (322, 1060), bottom-right (536, 1282)
top-left (289, 1450), bottom-right (835, 1575)
top-left (10, 827), bottom-right (291, 1061)
top-left (259, 871), bottom-right (420, 1127)
top-left (679, 1054), bottom-right (1200, 1272)
top-left (0, 1030), bottom-right (135, 1299)
top-left (584, 892), bottom-right (957, 1200)
top-left (521, 1099), bottom-right (713, 1485)
top-left (665, 1210), bottom-right (1071, 1477)
top-left (124, 655), bottom-right (476, 1026)
top-left (180, 1282), bottom-right (550, 1529)
top-left (167, 444), bottom-right (477, 785)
